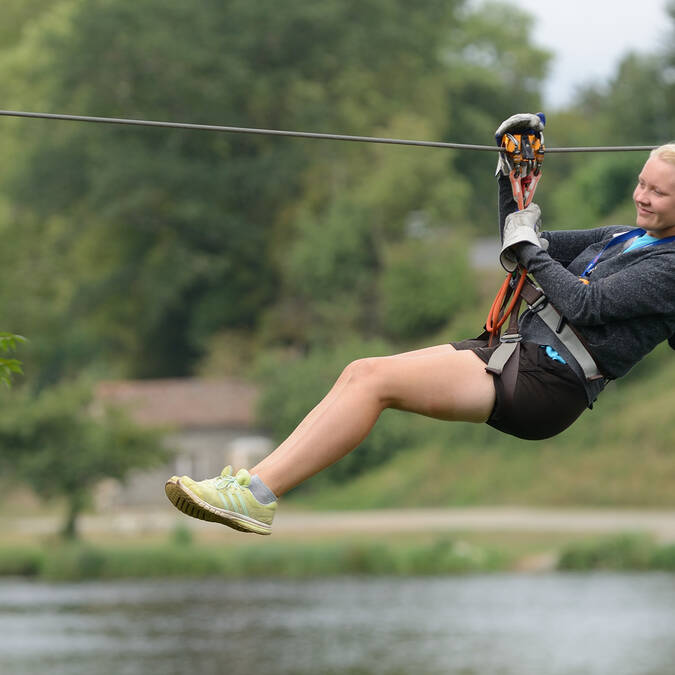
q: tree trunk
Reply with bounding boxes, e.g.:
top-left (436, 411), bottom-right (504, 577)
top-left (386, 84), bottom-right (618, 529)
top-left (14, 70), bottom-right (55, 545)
top-left (61, 490), bottom-right (86, 540)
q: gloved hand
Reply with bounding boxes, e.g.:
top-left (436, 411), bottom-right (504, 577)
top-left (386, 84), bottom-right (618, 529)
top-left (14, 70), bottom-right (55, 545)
top-left (500, 202), bottom-right (547, 271)
top-left (495, 112), bottom-right (546, 176)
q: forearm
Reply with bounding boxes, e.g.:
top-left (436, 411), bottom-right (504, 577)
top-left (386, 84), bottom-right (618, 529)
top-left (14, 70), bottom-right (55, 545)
top-left (539, 225), bottom-right (630, 266)
top-left (516, 243), bottom-right (675, 325)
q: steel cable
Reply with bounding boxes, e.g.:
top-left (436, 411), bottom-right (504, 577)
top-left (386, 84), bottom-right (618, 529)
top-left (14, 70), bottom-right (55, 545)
top-left (0, 109), bottom-right (660, 153)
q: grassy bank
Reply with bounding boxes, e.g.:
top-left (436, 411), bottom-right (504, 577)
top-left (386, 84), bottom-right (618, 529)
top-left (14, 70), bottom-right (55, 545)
top-left (1, 530), bottom-right (674, 580)
top-left (558, 533), bottom-right (675, 571)
top-left (0, 533), bottom-right (508, 581)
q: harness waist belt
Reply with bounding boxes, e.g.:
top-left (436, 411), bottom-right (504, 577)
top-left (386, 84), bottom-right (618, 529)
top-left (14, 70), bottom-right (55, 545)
top-left (486, 279), bottom-right (605, 384)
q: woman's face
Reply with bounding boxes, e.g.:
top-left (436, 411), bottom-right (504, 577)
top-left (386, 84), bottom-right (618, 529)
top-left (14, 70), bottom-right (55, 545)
top-left (633, 157), bottom-right (675, 238)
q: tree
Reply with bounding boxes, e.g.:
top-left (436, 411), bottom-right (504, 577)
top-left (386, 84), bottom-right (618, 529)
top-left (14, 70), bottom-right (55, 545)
top-left (549, 152), bottom-right (646, 230)
top-left (0, 0), bottom-right (65, 51)
top-left (0, 333), bottom-right (25, 387)
top-left (0, 0), bottom-right (551, 381)
top-left (378, 233), bottom-right (478, 340)
top-left (0, 379), bottom-right (169, 538)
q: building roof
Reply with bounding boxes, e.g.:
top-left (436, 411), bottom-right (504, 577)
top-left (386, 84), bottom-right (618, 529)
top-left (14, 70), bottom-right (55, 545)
top-left (95, 377), bottom-right (260, 429)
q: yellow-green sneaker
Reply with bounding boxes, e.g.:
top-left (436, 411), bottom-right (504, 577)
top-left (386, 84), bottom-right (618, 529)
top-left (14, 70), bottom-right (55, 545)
top-left (165, 466), bottom-right (276, 535)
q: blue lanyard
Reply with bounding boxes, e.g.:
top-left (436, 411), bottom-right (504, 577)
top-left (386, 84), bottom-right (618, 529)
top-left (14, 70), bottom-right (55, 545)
top-left (580, 228), bottom-right (675, 279)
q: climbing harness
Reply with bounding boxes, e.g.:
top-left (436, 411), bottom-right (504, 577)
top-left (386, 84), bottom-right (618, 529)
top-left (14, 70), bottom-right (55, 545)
top-left (483, 125), bottom-right (606, 397)
top-left (486, 277), bottom-right (604, 380)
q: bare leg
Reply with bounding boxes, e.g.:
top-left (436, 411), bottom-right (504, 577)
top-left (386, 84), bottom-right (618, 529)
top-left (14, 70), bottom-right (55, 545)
top-left (264, 344), bottom-right (455, 454)
top-left (250, 344), bottom-right (495, 497)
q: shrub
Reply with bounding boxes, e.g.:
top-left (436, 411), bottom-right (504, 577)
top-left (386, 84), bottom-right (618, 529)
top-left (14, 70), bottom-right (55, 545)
top-left (379, 235), bottom-right (477, 340)
top-left (557, 533), bottom-right (656, 571)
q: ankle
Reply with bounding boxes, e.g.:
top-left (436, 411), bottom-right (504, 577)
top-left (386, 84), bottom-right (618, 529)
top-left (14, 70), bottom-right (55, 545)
top-left (248, 474), bottom-right (277, 504)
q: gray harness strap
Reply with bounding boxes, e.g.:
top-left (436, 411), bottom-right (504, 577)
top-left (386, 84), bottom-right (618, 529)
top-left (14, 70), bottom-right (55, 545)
top-left (532, 302), bottom-right (602, 380)
top-left (485, 278), bottom-right (605, 398)
top-left (485, 284), bottom-right (523, 397)
top-left (485, 339), bottom-right (518, 375)
top-left (485, 338), bottom-right (521, 400)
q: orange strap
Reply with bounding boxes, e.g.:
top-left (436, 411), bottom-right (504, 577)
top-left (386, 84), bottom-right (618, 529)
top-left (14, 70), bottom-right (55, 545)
top-left (486, 130), bottom-right (545, 343)
top-left (485, 268), bottom-right (527, 341)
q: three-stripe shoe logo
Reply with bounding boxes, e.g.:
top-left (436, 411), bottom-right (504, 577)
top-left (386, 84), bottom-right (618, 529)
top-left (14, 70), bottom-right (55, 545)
top-left (217, 488), bottom-right (249, 516)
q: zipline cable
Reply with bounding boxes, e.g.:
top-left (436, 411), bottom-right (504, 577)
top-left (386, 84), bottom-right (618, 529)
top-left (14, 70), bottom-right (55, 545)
top-left (0, 109), bottom-right (660, 153)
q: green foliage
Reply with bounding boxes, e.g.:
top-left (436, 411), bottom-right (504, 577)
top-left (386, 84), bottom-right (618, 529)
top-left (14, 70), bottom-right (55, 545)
top-left (0, 332), bottom-right (25, 387)
top-left (0, 536), bottom-right (506, 580)
top-left (550, 153), bottom-right (645, 228)
top-left (3, 533), bottom-right (675, 579)
top-left (0, 546), bottom-right (45, 576)
top-left (42, 544), bottom-right (108, 579)
top-left (287, 203), bottom-right (375, 302)
top-left (557, 534), bottom-right (657, 571)
top-left (379, 234), bottom-right (477, 339)
top-left (650, 543), bottom-right (675, 571)
top-left (278, 200), bottom-right (378, 345)
top-left (0, 379), bottom-right (170, 538)
top-left (0, 0), bottom-right (64, 51)
top-left (170, 523), bottom-right (194, 548)
top-left (575, 53), bottom-right (673, 145)
top-left (0, 0), bottom-right (550, 381)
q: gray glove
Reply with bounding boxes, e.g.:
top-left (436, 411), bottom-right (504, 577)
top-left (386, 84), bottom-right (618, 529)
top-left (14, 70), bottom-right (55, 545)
top-left (494, 112), bottom-right (546, 176)
top-left (500, 203), bottom-right (548, 271)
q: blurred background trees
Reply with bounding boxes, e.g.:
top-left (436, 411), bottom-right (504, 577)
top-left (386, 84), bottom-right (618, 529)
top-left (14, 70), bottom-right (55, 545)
top-left (0, 0), bottom-right (551, 382)
top-left (0, 0), bottom-right (672, 498)
top-left (0, 379), bottom-right (168, 538)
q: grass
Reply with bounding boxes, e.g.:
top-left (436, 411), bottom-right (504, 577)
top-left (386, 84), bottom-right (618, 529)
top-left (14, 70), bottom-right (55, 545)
top-left (558, 533), bottom-right (675, 571)
top-left (1, 528), bottom-right (674, 580)
top-left (0, 531), bottom-right (510, 581)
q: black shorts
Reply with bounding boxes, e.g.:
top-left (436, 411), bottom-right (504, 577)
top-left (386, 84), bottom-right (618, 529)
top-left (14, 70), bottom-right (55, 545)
top-left (452, 338), bottom-right (588, 441)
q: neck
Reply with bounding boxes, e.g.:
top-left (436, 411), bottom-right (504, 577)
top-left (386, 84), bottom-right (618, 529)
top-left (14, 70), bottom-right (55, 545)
top-left (645, 227), bottom-right (675, 239)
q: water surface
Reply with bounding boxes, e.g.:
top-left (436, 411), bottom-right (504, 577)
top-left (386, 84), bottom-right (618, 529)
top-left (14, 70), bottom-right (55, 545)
top-left (1, 573), bottom-right (674, 675)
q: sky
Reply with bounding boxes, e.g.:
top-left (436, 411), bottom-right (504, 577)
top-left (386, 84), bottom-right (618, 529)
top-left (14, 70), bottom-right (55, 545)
top-left (492, 0), bottom-right (671, 108)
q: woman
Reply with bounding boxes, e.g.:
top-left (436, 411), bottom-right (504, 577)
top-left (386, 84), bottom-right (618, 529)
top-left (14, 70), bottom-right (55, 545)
top-left (165, 114), bottom-right (675, 535)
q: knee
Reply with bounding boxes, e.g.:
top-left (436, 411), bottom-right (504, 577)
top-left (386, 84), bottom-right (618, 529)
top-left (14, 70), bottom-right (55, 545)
top-left (340, 357), bottom-right (387, 396)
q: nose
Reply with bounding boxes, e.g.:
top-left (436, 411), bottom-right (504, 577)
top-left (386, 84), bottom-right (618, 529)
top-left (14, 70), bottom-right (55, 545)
top-left (634, 184), bottom-right (648, 205)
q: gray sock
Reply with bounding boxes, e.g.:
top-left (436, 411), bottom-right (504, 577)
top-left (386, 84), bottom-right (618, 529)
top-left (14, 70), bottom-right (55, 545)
top-left (249, 474), bottom-right (277, 505)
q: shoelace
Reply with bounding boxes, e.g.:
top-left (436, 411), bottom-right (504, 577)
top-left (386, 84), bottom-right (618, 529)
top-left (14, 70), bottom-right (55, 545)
top-left (215, 473), bottom-right (241, 491)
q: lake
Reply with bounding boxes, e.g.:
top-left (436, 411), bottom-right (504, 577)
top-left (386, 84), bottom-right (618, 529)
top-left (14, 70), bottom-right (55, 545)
top-left (1, 573), bottom-right (674, 675)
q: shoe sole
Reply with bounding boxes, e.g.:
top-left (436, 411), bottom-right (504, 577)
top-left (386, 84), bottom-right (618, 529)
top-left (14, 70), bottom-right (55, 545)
top-left (164, 478), bottom-right (272, 535)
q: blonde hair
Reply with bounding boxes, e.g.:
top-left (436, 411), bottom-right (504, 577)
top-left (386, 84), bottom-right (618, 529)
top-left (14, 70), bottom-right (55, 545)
top-left (650, 143), bottom-right (675, 166)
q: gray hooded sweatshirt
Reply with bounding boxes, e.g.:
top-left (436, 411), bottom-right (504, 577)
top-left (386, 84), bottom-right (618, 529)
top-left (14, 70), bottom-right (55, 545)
top-left (498, 177), bottom-right (675, 406)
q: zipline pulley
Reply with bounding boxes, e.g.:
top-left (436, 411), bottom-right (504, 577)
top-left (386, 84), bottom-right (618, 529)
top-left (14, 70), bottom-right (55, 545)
top-left (485, 128), bottom-right (545, 342)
